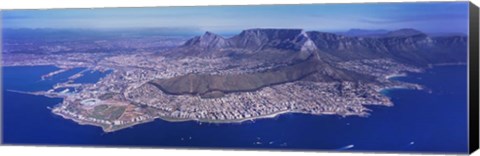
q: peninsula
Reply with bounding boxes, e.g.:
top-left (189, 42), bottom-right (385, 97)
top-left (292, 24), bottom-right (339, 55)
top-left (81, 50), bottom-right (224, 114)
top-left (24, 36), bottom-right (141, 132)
top-left (2, 28), bottom-right (466, 132)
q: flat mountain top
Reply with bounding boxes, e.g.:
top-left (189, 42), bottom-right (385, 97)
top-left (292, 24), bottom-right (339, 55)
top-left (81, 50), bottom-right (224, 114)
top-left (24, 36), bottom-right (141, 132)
top-left (153, 28), bottom-right (466, 98)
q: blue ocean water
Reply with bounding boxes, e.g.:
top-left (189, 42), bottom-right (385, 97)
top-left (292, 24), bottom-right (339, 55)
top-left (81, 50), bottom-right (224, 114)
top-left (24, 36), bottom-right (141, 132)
top-left (2, 65), bottom-right (468, 153)
top-left (3, 66), bottom-right (85, 92)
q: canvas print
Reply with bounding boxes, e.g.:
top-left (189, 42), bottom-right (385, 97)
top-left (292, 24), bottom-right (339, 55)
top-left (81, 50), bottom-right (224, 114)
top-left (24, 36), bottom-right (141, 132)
top-left (1, 2), bottom-right (472, 154)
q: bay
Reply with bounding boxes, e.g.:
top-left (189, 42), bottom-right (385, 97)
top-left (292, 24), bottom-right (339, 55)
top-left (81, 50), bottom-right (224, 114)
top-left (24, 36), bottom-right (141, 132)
top-left (2, 65), bottom-right (468, 154)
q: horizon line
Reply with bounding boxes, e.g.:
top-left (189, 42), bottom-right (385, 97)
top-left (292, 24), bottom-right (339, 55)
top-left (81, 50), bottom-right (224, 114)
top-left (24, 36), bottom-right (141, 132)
top-left (1, 27), bottom-right (468, 35)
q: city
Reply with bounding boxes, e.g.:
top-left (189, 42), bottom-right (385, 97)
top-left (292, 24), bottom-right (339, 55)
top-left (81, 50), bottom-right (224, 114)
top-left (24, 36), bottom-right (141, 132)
top-left (2, 27), bottom-right (461, 132)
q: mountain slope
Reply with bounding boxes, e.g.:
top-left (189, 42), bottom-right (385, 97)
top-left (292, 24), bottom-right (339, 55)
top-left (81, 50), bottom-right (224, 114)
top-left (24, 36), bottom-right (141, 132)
top-left (152, 28), bottom-right (467, 98)
top-left (163, 28), bottom-right (466, 65)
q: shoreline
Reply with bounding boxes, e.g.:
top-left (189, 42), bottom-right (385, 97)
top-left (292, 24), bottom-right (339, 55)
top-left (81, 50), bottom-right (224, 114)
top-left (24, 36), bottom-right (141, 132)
top-left (3, 64), bottom-right (463, 133)
top-left (153, 110), bottom-right (365, 124)
top-left (7, 81), bottom-right (387, 133)
top-left (54, 108), bottom-right (368, 133)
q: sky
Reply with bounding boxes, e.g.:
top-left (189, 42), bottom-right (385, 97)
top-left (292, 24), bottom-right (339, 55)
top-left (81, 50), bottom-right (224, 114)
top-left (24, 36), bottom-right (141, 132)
top-left (1, 2), bottom-right (470, 34)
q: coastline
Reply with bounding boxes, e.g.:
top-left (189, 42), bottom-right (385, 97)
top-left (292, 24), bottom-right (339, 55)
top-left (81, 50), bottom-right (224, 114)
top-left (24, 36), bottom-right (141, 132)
top-left (154, 110), bottom-right (365, 124)
top-left (2, 64), bottom-right (468, 152)
top-left (5, 64), bottom-right (463, 133)
top-left (5, 76), bottom-right (388, 133)
top-left (54, 107), bottom-right (369, 133)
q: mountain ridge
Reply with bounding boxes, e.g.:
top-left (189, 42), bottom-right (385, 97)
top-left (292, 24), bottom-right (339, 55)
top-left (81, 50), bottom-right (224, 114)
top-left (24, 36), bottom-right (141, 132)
top-left (166, 28), bottom-right (467, 65)
top-left (152, 28), bottom-right (466, 98)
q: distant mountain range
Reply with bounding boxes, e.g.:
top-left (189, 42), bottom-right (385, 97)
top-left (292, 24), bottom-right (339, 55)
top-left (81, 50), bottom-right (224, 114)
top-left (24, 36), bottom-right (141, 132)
top-left (163, 28), bottom-right (467, 65)
top-left (337, 29), bottom-right (390, 37)
top-left (154, 28), bottom-right (467, 97)
top-left (338, 28), bottom-right (467, 37)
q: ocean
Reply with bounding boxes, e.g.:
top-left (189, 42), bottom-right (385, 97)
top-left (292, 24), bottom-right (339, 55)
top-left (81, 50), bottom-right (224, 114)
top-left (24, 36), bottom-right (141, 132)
top-left (2, 65), bottom-right (468, 154)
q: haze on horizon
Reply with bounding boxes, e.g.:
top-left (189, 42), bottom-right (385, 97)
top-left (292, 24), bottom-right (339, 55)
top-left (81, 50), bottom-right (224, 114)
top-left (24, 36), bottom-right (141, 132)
top-left (1, 2), bottom-right (469, 35)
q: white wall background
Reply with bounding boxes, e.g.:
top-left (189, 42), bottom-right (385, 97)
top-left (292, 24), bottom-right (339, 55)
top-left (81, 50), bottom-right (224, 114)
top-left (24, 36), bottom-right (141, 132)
top-left (0, 0), bottom-right (478, 156)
